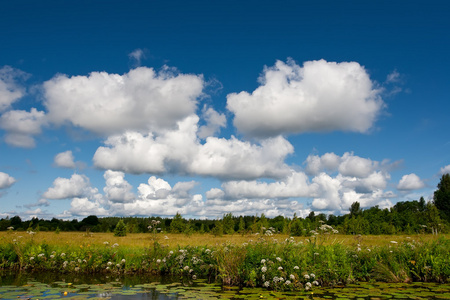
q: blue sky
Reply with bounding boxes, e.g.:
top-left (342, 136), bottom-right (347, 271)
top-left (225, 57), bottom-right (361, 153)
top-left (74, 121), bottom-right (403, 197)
top-left (1, 0), bottom-right (449, 220)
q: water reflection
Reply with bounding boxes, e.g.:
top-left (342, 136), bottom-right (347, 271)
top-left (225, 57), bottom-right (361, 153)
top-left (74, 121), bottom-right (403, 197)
top-left (1, 271), bottom-right (449, 299)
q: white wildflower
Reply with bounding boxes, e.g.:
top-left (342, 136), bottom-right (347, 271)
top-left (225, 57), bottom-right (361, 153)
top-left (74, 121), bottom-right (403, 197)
top-left (261, 266), bottom-right (267, 273)
top-left (278, 266), bottom-right (283, 271)
top-left (263, 281), bottom-right (270, 287)
top-left (294, 266), bottom-right (299, 270)
top-left (290, 274), bottom-right (295, 280)
top-left (304, 274), bottom-right (310, 280)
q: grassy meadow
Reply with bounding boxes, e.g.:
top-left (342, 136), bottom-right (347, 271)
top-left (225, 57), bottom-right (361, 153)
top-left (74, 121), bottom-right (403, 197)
top-left (0, 231), bottom-right (447, 248)
top-left (1, 230), bottom-right (449, 291)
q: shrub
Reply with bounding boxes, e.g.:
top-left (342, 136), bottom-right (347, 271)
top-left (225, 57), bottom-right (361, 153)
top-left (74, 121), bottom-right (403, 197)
top-left (114, 220), bottom-right (127, 237)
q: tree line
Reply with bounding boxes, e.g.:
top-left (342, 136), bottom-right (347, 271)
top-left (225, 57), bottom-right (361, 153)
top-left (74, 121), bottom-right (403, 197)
top-left (1, 174), bottom-right (449, 235)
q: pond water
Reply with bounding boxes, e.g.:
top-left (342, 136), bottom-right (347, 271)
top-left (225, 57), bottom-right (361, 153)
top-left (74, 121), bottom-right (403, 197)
top-left (0, 272), bottom-right (449, 299)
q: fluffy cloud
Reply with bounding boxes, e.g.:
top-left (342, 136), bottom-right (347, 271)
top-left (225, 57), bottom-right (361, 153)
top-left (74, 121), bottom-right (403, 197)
top-left (0, 108), bottom-right (46, 148)
top-left (93, 115), bottom-right (199, 174)
top-left (43, 67), bottom-right (204, 135)
top-left (305, 152), bottom-right (377, 178)
top-left (203, 198), bottom-right (308, 219)
top-left (311, 173), bottom-right (342, 211)
top-left (197, 106), bottom-right (227, 139)
top-left (190, 135), bottom-right (293, 179)
top-left (440, 165), bottom-right (450, 175)
top-left (310, 172), bottom-right (394, 212)
top-left (60, 174), bottom-right (203, 218)
top-left (0, 172), bottom-right (15, 189)
top-left (103, 170), bottom-right (135, 203)
top-left (54, 151), bottom-right (76, 168)
top-left (227, 59), bottom-right (383, 137)
top-left (69, 197), bottom-right (110, 217)
top-left (94, 115), bottom-right (293, 180)
top-left (43, 174), bottom-right (96, 199)
top-left (113, 176), bottom-right (203, 217)
top-left (397, 173), bottom-right (425, 190)
top-left (305, 152), bottom-right (341, 175)
top-left (0, 66), bottom-right (28, 112)
top-left (338, 153), bottom-right (376, 178)
top-left (219, 171), bottom-right (314, 199)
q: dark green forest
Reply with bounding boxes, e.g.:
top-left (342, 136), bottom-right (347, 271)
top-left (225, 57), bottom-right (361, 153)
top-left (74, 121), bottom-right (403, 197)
top-left (2, 174), bottom-right (450, 236)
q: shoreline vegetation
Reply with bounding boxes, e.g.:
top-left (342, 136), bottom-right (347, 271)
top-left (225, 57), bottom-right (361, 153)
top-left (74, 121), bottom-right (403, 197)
top-left (1, 230), bottom-right (449, 291)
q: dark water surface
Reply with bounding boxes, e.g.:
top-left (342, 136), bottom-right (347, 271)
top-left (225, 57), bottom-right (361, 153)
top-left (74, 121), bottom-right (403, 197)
top-left (0, 272), bottom-right (449, 299)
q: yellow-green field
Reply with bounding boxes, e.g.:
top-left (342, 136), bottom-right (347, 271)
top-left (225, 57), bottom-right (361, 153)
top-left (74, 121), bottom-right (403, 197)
top-left (0, 231), bottom-right (446, 249)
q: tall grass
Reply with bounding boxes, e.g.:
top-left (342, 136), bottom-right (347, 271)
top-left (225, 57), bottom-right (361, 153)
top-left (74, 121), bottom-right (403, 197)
top-left (1, 231), bottom-right (449, 291)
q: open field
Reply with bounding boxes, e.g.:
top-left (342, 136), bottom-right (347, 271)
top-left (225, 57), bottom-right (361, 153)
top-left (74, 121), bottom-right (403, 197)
top-left (0, 231), bottom-right (447, 249)
top-left (1, 230), bottom-right (449, 289)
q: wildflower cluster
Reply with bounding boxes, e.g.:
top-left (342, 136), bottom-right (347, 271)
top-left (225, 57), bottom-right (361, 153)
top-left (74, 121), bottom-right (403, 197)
top-left (258, 255), bottom-right (320, 291)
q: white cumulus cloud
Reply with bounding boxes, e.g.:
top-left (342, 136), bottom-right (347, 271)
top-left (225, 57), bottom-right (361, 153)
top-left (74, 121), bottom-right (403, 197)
top-left (0, 172), bottom-right (15, 189)
top-left (0, 66), bottom-right (28, 112)
top-left (0, 108), bottom-right (47, 148)
top-left (440, 165), bottom-right (450, 175)
top-left (54, 151), bottom-right (76, 168)
top-left (94, 115), bottom-right (293, 180)
top-left (305, 152), bottom-right (377, 178)
top-left (198, 106), bottom-right (227, 139)
top-left (103, 170), bottom-right (135, 203)
top-left (43, 67), bottom-right (204, 135)
top-left (227, 59), bottom-right (383, 137)
top-left (219, 171), bottom-right (314, 199)
top-left (43, 174), bottom-right (96, 199)
top-left (338, 152), bottom-right (376, 178)
top-left (189, 135), bottom-right (293, 180)
top-left (397, 173), bottom-right (425, 190)
top-left (69, 197), bottom-right (110, 217)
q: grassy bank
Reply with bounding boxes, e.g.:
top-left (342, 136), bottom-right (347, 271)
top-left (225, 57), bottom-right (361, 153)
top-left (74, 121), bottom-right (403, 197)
top-left (1, 231), bottom-right (449, 291)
